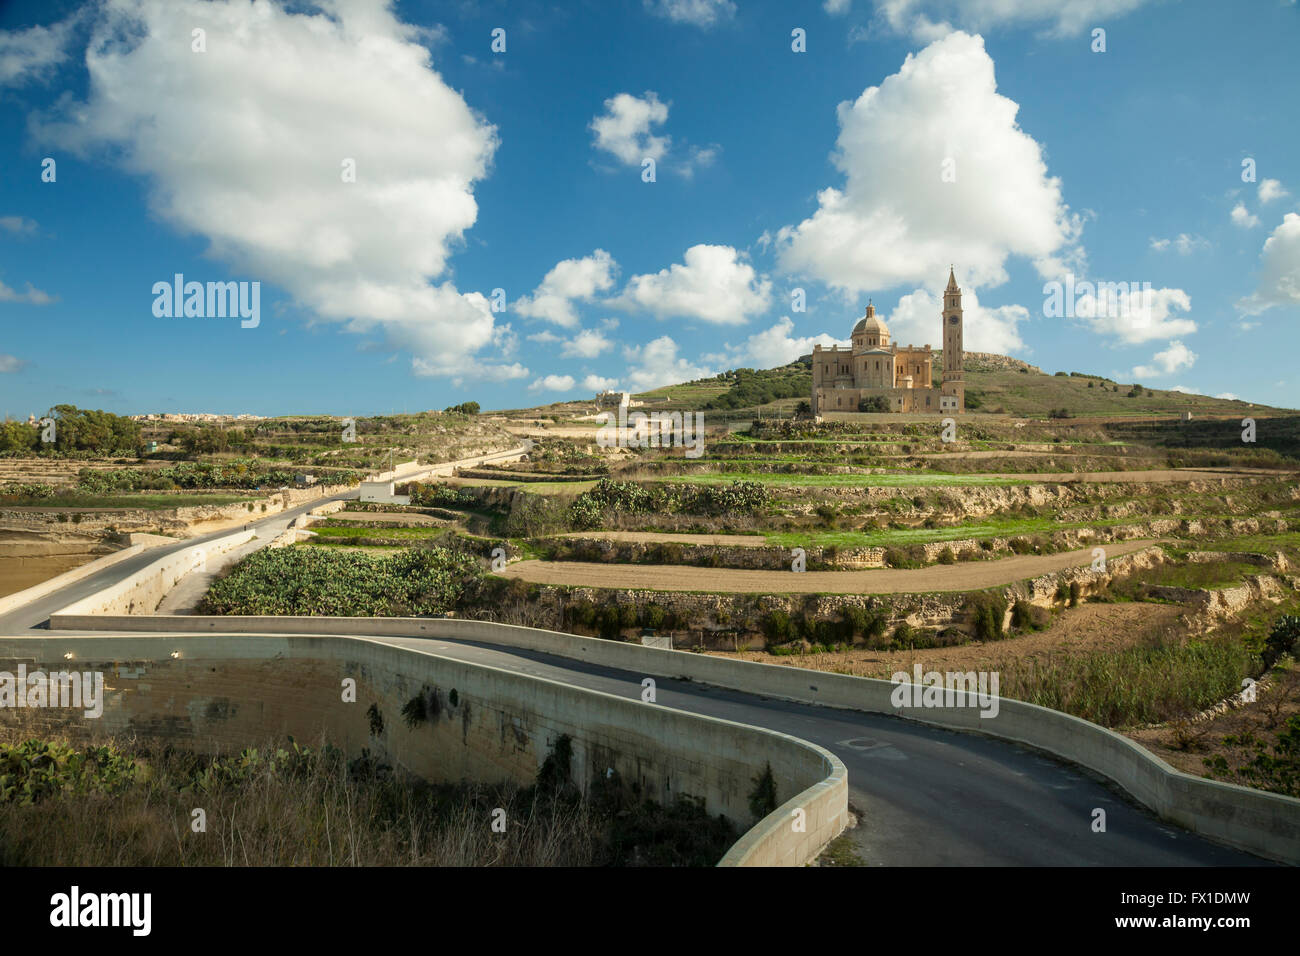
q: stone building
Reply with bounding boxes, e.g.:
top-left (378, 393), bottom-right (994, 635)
top-left (811, 268), bottom-right (965, 415)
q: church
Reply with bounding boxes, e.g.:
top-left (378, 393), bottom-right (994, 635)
top-left (811, 268), bottom-right (965, 416)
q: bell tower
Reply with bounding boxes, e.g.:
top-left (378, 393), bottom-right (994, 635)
top-left (941, 266), bottom-right (964, 411)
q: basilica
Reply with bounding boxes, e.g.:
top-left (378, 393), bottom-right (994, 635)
top-left (810, 268), bottom-right (965, 415)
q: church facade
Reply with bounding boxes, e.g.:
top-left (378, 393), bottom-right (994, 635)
top-left (811, 268), bottom-right (965, 416)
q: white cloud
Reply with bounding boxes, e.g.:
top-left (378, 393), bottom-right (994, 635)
top-left (873, 0), bottom-right (1152, 39)
top-left (825, 0), bottom-right (853, 14)
top-left (1215, 392), bottom-right (1240, 401)
top-left (0, 279), bottom-right (56, 305)
top-left (589, 92), bottom-right (716, 177)
top-left (1168, 385), bottom-right (1194, 394)
top-left (34, 0), bottom-right (505, 379)
top-left (413, 356), bottom-right (528, 387)
top-left (719, 316), bottom-right (847, 369)
top-left (1069, 284), bottom-right (1196, 344)
top-left (0, 15), bottom-right (78, 87)
top-left (614, 244), bottom-right (772, 325)
top-left (776, 32), bottom-right (1079, 296)
top-left (644, 0), bottom-right (736, 28)
top-left (583, 374), bottom-right (620, 391)
top-left (561, 328), bottom-right (614, 359)
top-left (1231, 203), bottom-right (1260, 229)
top-left (1132, 340), bottom-right (1196, 379)
top-left (0, 216), bottom-right (38, 236)
top-left (527, 330), bottom-right (563, 344)
top-left (1149, 233), bottom-right (1208, 255)
top-left (888, 286), bottom-right (1030, 355)
top-left (591, 92), bottom-right (670, 166)
top-left (529, 374), bottom-right (577, 392)
top-left (1237, 212), bottom-right (1300, 316)
top-left (513, 250), bottom-right (618, 328)
top-left (1259, 179), bottom-right (1290, 204)
top-left (0, 354), bottom-right (27, 373)
top-left (622, 335), bottom-right (715, 392)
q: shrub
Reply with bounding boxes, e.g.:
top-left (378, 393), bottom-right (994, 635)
top-left (965, 591), bottom-right (1008, 641)
top-left (1011, 600), bottom-right (1050, 631)
top-left (937, 547), bottom-right (957, 565)
top-left (748, 762), bottom-right (778, 821)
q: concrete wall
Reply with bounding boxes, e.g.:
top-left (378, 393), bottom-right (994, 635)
top-left (53, 612), bottom-right (1300, 864)
top-left (0, 544), bottom-right (144, 615)
top-left (51, 529), bottom-right (255, 616)
top-left (0, 633), bottom-right (846, 868)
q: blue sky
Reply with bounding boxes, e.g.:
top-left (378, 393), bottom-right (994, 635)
top-left (1, 0), bottom-right (1297, 417)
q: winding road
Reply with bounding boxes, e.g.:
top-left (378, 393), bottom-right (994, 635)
top-left (0, 484), bottom-right (1268, 866)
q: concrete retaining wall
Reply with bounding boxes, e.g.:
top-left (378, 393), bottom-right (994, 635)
top-left (51, 530), bottom-right (255, 616)
top-left (0, 633), bottom-right (846, 868)
top-left (52, 612), bottom-right (1300, 864)
top-left (0, 544), bottom-right (143, 615)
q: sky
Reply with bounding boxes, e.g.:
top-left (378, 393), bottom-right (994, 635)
top-left (0, 0), bottom-right (1297, 417)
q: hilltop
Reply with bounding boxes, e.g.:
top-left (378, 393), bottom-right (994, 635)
top-left (630, 353), bottom-right (1293, 421)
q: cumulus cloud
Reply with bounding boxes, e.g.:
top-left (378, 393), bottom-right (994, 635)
top-left (1231, 203), bottom-right (1260, 229)
top-left (873, 0), bottom-right (1152, 39)
top-left (1259, 179), bottom-right (1290, 204)
top-left (1132, 340), bottom-right (1196, 379)
top-left (622, 335), bottom-right (715, 392)
top-left (591, 92), bottom-right (670, 166)
top-left (32, 0), bottom-right (514, 379)
top-left (715, 316), bottom-right (847, 369)
top-left (887, 286), bottom-right (1030, 355)
top-left (0, 354), bottom-right (28, 373)
top-left (0, 15), bottom-right (78, 87)
top-left (582, 374), bottom-right (619, 391)
top-left (589, 92), bottom-right (717, 177)
top-left (1215, 392), bottom-right (1240, 401)
top-left (1068, 284), bottom-right (1196, 344)
top-left (613, 244), bottom-right (772, 325)
top-left (644, 0), bottom-right (736, 28)
top-left (0, 216), bottom-right (38, 236)
top-left (529, 374), bottom-right (577, 392)
top-left (1149, 233), bottom-right (1208, 255)
top-left (775, 32), bottom-right (1079, 296)
top-left (560, 328), bottom-right (614, 358)
top-left (1237, 212), bottom-right (1300, 317)
top-left (513, 250), bottom-right (618, 328)
top-left (0, 279), bottom-right (56, 305)
top-left (825, 0), bottom-right (853, 14)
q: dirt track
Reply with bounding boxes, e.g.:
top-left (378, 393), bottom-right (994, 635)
top-left (497, 539), bottom-right (1161, 593)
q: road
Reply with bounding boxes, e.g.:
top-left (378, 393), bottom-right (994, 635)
top-left (0, 481), bottom-right (1268, 866)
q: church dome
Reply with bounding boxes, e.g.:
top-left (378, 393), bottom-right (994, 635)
top-left (852, 302), bottom-right (889, 337)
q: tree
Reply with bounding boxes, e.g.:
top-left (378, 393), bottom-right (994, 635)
top-left (444, 401), bottom-right (480, 415)
top-left (858, 395), bottom-right (890, 412)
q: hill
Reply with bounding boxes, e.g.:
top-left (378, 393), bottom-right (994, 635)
top-left (633, 354), bottom-right (1293, 421)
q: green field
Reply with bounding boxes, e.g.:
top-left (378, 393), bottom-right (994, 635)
top-left (665, 471), bottom-right (1028, 488)
top-left (3, 493), bottom-right (261, 510)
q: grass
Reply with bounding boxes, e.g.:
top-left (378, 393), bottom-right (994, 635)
top-left (664, 472), bottom-right (1028, 489)
top-left (1135, 558), bottom-right (1268, 591)
top-left (3, 493), bottom-right (260, 510)
top-left (450, 478), bottom-right (598, 495)
top-left (763, 515), bottom-right (1135, 549)
top-left (0, 730), bottom-right (735, 866)
top-left (997, 639), bottom-right (1249, 728)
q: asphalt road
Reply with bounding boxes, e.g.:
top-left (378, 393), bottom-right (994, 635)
top-left (0, 486), bottom-right (1270, 866)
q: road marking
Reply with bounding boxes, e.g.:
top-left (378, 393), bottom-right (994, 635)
top-left (837, 737), bottom-right (908, 760)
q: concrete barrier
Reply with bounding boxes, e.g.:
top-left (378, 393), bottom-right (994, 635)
top-left (50, 530), bottom-right (255, 617)
top-left (48, 611), bottom-right (1300, 864)
top-left (0, 632), bottom-right (846, 868)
